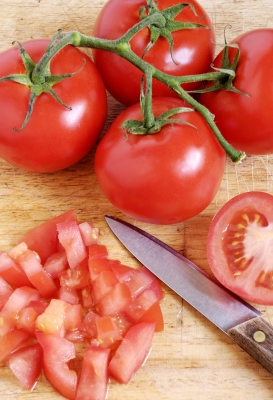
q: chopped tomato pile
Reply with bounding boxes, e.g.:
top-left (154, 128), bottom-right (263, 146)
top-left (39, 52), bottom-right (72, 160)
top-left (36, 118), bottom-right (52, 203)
top-left (0, 210), bottom-right (164, 399)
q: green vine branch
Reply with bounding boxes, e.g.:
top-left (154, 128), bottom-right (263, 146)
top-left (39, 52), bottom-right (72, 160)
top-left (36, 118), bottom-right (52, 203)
top-left (0, 3), bottom-right (245, 163)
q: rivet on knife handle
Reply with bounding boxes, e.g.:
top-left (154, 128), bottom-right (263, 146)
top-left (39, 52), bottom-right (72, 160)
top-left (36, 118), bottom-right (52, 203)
top-left (228, 317), bottom-right (273, 374)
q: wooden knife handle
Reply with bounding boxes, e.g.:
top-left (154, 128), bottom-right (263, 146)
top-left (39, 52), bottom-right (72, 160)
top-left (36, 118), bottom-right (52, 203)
top-left (228, 317), bottom-right (273, 374)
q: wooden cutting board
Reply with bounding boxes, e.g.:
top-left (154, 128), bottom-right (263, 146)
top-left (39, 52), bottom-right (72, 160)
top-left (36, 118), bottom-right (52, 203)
top-left (1, 0), bottom-right (273, 398)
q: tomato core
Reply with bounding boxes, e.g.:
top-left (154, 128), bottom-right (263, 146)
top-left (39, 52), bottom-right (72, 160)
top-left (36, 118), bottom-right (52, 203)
top-left (222, 208), bottom-right (272, 288)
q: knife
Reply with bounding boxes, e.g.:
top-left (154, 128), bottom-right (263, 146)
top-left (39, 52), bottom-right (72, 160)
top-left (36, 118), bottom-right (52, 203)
top-left (105, 215), bottom-right (273, 375)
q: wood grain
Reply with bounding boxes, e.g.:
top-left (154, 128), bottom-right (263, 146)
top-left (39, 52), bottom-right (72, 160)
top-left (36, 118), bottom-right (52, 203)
top-left (1, 0), bottom-right (273, 399)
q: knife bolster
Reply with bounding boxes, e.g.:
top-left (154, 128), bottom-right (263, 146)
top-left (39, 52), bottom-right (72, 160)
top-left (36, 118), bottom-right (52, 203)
top-left (228, 317), bottom-right (273, 375)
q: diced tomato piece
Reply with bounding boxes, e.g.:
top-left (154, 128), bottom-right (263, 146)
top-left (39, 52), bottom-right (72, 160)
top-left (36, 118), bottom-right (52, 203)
top-left (0, 251), bottom-right (32, 287)
top-left (88, 258), bottom-right (111, 281)
top-left (36, 332), bottom-right (77, 400)
top-left (115, 266), bottom-right (156, 299)
top-left (92, 271), bottom-right (119, 303)
top-left (15, 307), bottom-right (38, 336)
top-left (124, 280), bottom-right (164, 324)
top-left (88, 244), bottom-right (108, 259)
top-left (0, 286), bottom-right (40, 336)
top-left (79, 311), bottom-right (100, 338)
top-left (16, 248), bottom-right (57, 298)
top-left (79, 222), bottom-right (99, 246)
top-left (44, 251), bottom-right (68, 279)
top-left (109, 322), bottom-right (155, 384)
top-left (60, 263), bottom-right (90, 289)
top-left (76, 346), bottom-right (110, 400)
top-left (28, 300), bottom-right (48, 315)
top-left (96, 282), bottom-right (132, 316)
top-left (9, 343), bottom-right (43, 390)
top-left (138, 301), bottom-right (164, 332)
top-left (109, 262), bottom-right (132, 279)
top-left (57, 221), bottom-right (87, 269)
top-left (18, 210), bottom-right (78, 264)
top-left (35, 299), bottom-right (68, 335)
top-left (80, 285), bottom-right (94, 309)
top-left (113, 313), bottom-right (132, 337)
top-left (65, 330), bottom-right (85, 343)
top-left (0, 328), bottom-right (29, 362)
top-left (0, 277), bottom-right (13, 311)
top-left (96, 316), bottom-right (122, 348)
top-left (64, 304), bottom-right (82, 331)
top-left (58, 286), bottom-right (79, 305)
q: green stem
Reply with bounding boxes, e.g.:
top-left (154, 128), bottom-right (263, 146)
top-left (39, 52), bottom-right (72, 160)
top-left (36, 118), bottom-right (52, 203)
top-left (31, 14), bottom-right (244, 163)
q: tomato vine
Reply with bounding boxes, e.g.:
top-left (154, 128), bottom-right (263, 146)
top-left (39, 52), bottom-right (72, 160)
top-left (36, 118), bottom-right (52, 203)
top-left (0, 1), bottom-right (245, 163)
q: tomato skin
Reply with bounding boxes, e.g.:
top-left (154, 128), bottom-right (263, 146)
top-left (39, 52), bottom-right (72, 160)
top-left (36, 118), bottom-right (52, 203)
top-left (36, 332), bottom-right (78, 400)
top-left (9, 343), bottom-right (43, 390)
top-left (200, 29), bottom-right (273, 155)
top-left (109, 321), bottom-right (155, 384)
top-left (207, 191), bottom-right (273, 305)
top-left (93, 0), bottom-right (215, 105)
top-left (95, 97), bottom-right (226, 224)
top-left (0, 40), bottom-right (107, 172)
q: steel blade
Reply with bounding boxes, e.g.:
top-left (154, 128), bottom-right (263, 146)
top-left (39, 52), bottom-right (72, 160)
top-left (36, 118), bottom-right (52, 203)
top-left (105, 216), bottom-right (261, 334)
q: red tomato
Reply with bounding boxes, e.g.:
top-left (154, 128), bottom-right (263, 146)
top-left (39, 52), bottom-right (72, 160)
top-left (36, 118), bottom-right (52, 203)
top-left (19, 210), bottom-right (78, 264)
top-left (95, 97), bottom-right (226, 224)
top-left (16, 248), bottom-right (57, 298)
top-left (109, 321), bottom-right (155, 384)
top-left (199, 29), bottom-right (273, 155)
top-left (76, 346), bottom-right (110, 400)
top-left (0, 277), bottom-right (13, 310)
top-left (0, 329), bottom-right (29, 363)
top-left (96, 282), bottom-right (132, 316)
top-left (0, 39), bottom-right (107, 172)
top-left (0, 251), bottom-right (32, 287)
top-left (0, 286), bottom-right (40, 337)
top-left (93, 0), bottom-right (215, 105)
top-left (36, 332), bottom-right (78, 400)
top-left (57, 221), bottom-right (87, 269)
top-left (9, 344), bottom-right (43, 390)
top-left (207, 191), bottom-right (273, 305)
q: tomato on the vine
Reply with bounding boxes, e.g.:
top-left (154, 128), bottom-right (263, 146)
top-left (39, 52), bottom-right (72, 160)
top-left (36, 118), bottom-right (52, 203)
top-left (93, 0), bottom-right (215, 106)
top-left (207, 191), bottom-right (273, 305)
top-left (200, 29), bottom-right (273, 155)
top-left (0, 40), bottom-right (107, 172)
top-left (94, 97), bottom-right (226, 225)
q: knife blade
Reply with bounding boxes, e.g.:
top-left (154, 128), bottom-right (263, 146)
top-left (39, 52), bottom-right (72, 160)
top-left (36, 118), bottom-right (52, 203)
top-left (105, 215), bottom-right (273, 375)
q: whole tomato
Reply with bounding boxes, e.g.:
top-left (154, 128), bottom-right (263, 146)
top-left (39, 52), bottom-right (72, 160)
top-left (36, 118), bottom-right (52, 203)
top-left (0, 40), bottom-right (107, 172)
top-left (95, 97), bottom-right (226, 225)
top-left (200, 29), bottom-right (273, 155)
top-left (92, 0), bottom-right (215, 106)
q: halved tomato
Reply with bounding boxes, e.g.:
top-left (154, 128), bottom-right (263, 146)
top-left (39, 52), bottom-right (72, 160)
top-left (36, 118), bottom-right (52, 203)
top-left (207, 191), bottom-right (273, 305)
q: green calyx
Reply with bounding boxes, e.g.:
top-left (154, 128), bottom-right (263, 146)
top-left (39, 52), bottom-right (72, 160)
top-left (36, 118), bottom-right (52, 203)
top-left (0, 40), bottom-right (79, 132)
top-left (139, 0), bottom-right (210, 62)
top-left (122, 73), bottom-right (195, 136)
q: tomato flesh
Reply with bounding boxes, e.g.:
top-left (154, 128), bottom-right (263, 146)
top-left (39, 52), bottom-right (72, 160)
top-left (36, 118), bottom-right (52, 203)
top-left (109, 322), bottom-right (155, 384)
top-left (207, 191), bottom-right (273, 304)
top-left (9, 344), bottom-right (43, 390)
top-left (0, 211), bottom-right (164, 398)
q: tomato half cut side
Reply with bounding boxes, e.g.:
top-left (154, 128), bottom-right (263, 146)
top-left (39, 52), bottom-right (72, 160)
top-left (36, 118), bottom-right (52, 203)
top-left (207, 191), bottom-right (273, 305)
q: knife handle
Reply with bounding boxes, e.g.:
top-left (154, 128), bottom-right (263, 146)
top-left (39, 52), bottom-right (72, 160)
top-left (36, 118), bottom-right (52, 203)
top-left (228, 317), bottom-right (273, 374)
